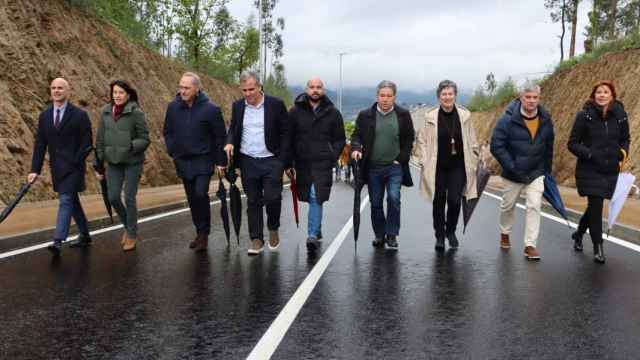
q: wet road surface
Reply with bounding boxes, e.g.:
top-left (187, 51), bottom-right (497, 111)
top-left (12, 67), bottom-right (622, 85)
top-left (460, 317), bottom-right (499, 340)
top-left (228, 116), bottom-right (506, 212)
top-left (1, 169), bottom-right (640, 359)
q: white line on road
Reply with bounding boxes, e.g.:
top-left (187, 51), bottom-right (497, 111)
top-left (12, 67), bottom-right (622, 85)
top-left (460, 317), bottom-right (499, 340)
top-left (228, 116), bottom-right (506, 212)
top-left (246, 195), bottom-right (370, 360)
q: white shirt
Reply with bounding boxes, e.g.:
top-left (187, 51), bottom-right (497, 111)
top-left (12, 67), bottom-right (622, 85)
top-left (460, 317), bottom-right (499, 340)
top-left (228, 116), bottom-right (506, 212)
top-left (240, 96), bottom-right (274, 158)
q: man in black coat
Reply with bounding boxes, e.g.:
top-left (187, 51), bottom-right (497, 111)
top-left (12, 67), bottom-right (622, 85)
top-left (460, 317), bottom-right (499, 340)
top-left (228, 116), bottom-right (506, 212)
top-left (490, 81), bottom-right (555, 260)
top-left (224, 71), bottom-right (291, 255)
top-left (28, 78), bottom-right (93, 256)
top-left (289, 77), bottom-right (345, 252)
top-left (163, 72), bottom-right (227, 251)
top-left (350, 80), bottom-right (415, 250)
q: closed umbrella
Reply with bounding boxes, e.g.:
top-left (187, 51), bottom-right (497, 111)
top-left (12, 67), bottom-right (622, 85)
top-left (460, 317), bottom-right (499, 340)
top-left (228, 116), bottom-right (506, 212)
top-left (542, 174), bottom-right (571, 227)
top-left (607, 172), bottom-right (636, 236)
top-left (352, 159), bottom-right (363, 245)
top-left (225, 167), bottom-right (242, 245)
top-left (0, 182), bottom-right (32, 224)
top-left (216, 174), bottom-right (231, 246)
top-left (290, 176), bottom-right (300, 228)
top-left (462, 159), bottom-right (491, 233)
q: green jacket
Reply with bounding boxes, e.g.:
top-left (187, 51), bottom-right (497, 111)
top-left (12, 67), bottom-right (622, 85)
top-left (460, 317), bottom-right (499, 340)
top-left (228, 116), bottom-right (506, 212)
top-left (96, 101), bottom-right (150, 165)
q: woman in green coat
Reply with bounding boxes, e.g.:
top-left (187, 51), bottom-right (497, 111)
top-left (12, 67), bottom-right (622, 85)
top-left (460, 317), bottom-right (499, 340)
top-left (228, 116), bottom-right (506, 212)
top-left (96, 80), bottom-right (150, 251)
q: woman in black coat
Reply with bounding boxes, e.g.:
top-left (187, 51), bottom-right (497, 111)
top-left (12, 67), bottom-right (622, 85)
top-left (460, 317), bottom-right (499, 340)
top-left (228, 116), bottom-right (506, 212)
top-left (568, 80), bottom-right (630, 264)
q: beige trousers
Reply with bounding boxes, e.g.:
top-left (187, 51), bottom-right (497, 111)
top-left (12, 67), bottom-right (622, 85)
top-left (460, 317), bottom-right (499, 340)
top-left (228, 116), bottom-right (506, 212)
top-left (499, 176), bottom-right (544, 248)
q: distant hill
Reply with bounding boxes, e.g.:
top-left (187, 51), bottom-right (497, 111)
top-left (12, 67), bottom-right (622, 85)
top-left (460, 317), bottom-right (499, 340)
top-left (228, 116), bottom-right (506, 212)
top-left (289, 86), bottom-right (471, 120)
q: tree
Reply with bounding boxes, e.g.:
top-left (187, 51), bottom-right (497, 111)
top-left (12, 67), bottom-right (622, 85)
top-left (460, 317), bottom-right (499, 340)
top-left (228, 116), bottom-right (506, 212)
top-left (546, 0), bottom-right (581, 59)
top-left (568, 0), bottom-right (580, 57)
top-left (254, 0), bottom-right (285, 78)
top-left (618, 0), bottom-right (640, 35)
top-left (485, 72), bottom-right (497, 96)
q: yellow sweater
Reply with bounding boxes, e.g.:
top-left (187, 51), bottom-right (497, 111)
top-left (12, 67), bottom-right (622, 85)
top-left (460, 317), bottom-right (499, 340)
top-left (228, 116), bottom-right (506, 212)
top-left (524, 117), bottom-right (539, 140)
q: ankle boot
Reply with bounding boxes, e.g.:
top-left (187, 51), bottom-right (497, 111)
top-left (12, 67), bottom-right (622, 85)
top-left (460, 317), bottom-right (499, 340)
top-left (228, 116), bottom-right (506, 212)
top-left (593, 242), bottom-right (605, 264)
top-left (194, 233), bottom-right (208, 252)
top-left (435, 235), bottom-right (445, 251)
top-left (189, 235), bottom-right (200, 249)
top-left (571, 231), bottom-right (584, 251)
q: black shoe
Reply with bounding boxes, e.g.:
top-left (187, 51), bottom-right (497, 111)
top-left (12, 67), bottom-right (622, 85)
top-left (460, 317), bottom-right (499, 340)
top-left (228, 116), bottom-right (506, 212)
top-left (386, 235), bottom-right (398, 249)
top-left (446, 232), bottom-right (459, 249)
top-left (306, 236), bottom-right (320, 252)
top-left (372, 237), bottom-right (385, 248)
top-left (593, 242), bottom-right (606, 264)
top-left (435, 236), bottom-right (445, 251)
top-left (571, 231), bottom-right (584, 252)
top-left (69, 233), bottom-right (92, 248)
top-left (47, 240), bottom-right (62, 256)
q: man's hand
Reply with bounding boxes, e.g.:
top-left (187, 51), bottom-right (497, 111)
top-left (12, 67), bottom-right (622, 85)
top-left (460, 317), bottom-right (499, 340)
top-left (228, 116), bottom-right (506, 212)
top-left (351, 151), bottom-right (362, 161)
top-left (224, 144), bottom-right (234, 163)
top-left (27, 173), bottom-right (38, 184)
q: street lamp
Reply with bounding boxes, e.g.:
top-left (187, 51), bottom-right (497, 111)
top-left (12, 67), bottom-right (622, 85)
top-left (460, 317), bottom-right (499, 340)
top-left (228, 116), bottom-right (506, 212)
top-left (338, 52), bottom-right (348, 114)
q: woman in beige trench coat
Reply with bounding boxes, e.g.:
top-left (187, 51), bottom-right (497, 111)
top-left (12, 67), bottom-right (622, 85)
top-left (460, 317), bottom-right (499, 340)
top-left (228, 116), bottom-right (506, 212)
top-left (412, 80), bottom-right (479, 251)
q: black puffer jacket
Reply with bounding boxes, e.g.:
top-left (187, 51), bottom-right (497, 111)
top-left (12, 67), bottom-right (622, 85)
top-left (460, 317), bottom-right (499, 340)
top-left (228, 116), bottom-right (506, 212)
top-left (289, 94), bottom-right (346, 203)
top-left (568, 100), bottom-right (630, 199)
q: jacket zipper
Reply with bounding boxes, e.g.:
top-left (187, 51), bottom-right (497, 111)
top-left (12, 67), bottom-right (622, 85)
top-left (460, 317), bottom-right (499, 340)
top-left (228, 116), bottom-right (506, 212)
top-left (604, 120), bottom-right (609, 168)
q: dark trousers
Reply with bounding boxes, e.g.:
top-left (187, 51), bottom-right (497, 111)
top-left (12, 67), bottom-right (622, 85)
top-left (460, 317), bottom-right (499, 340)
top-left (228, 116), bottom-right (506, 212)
top-left (433, 165), bottom-right (466, 238)
top-left (106, 162), bottom-right (143, 237)
top-left (577, 196), bottom-right (604, 245)
top-left (367, 163), bottom-right (403, 238)
top-left (183, 174), bottom-right (212, 235)
top-left (240, 155), bottom-right (283, 241)
top-left (54, 192), bottom-right (90, 241)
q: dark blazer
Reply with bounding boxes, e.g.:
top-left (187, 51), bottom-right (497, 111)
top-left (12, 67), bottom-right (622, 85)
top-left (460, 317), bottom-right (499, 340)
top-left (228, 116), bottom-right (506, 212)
top-left (163, 92), bottom-right (227, 180)
top-left (31, 102), bottom-right (93, 193)
top-left (490, 99), bottom-right (555, 185)
top-left (226, 94), bottom-right (291, 168)
top-left (289, 94), bottom-right (346, 203)
top-left (568, 100), bottom-right (630, 199)
top-left (350, 103), bottom-right (415, 186)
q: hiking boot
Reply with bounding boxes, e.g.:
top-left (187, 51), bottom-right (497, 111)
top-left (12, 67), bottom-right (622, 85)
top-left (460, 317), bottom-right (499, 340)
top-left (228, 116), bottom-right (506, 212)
top-left (500, 234), bottom-right (511, 249)
top-left (593, 242), bottom-right (606, 264)
top-left (447, 232), bottom-right (459, 249)
top-left (435, 235), bottom-right (445, 251)
top-left (524, 246), bottom-right (540, 260)
top-left (306, 236), bottom-right (320, 252)
top-left (189, 235), bottom-right (199, 249)
top-left (372, 237), bottom-right (385, 248)
top-left (69, 233), bottom-right (92, 248)
top-left (268, 230), bottom-right (280, 250)
top-left (194, 233), bottom-right (208, 252)
top-left (47, 239), bottom-right (62, 256)
top-left (571, 231), bottom-right (584, 252)
top-left (123, 235), bottom-right (137, 252)
top-left (386, 235), bottom-right (398, 250)
top-left (248, 239), bottom-right (264, 255)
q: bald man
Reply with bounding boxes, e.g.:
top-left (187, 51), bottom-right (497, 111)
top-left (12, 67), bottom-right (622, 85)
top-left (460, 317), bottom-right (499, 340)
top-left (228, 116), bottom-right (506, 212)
top-left (288, 77), bottom-right (345, 253)
top-left (29, 78), bottom-right (93, 256)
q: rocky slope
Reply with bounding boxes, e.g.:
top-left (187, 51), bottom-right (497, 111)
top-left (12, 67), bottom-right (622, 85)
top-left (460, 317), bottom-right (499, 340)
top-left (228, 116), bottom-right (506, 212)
top-left (0, 0), bottom-right (240, 203)
top-left (472, 48), bottom-right (639, 187)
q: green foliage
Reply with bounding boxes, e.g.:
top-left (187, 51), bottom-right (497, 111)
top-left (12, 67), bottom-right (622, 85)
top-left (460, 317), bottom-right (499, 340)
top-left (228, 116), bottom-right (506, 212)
top-left (344, 121), bottom-right (355, 139)
top-left (263, 62), bottom-right (292, 107)
top-left (468, 78), bottom-right (518, 112)
top-left (556, 31), bottom-right (640, 72)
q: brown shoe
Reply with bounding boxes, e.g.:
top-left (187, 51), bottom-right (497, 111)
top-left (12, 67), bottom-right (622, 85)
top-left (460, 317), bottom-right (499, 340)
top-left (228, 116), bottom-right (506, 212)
top-left (121, 231), bottom-right (127, 246)
top-left (194, 233), bottom-right (208, 252)
top-left (248, 239), bottom-right (264, 255)
top-left (189, 234), bottom-right (201, 249)
top-left (268, 230), bottom-right (280, 250)
top-left (524, 246), bottom-right (540, 260)
top-left (500, 233), bottom-right (511, 249)
top-left (123, 235), bottom-right (137, 252)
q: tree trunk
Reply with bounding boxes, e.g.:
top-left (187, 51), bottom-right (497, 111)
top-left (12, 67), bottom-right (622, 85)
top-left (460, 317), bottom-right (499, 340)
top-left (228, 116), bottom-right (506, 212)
top-left (569, 0), bottom-right (578, 58)
top-left (610, 0), bottom-right (618, 39)
top-left (560, 0), bottom-right (566, 62)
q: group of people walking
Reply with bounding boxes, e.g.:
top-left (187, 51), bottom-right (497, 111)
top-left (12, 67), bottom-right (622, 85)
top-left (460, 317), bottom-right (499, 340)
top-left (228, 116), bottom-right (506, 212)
top-left (27, 73), bottom-right (630, 265)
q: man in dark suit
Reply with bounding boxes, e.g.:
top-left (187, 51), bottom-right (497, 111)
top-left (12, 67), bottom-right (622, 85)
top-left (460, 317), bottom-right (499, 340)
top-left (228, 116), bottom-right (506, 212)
top-left (163, 72), bottom-right (227, 251)
top-left (28, 77), bottom-right (93, 256)
top-left (224, 71), bottom-right (291, 256)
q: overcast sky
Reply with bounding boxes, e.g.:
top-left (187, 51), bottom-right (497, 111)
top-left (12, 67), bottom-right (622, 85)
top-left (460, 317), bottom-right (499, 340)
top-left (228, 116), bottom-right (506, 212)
top-left (227, 0), bottom-right (590, 92)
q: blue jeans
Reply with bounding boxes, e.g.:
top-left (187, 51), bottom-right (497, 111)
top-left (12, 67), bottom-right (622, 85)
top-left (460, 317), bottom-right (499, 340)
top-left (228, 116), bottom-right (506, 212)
top-left (367, 163), bottom-right (402, 238)
top-left (307, 184), bottom-right (323, 237)
top-left (53, 193), bottom-right (90, 241)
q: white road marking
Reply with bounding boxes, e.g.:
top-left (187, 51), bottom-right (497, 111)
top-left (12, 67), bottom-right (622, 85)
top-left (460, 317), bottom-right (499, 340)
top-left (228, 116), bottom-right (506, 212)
top-left (246, 195), bottom-right (370, 360)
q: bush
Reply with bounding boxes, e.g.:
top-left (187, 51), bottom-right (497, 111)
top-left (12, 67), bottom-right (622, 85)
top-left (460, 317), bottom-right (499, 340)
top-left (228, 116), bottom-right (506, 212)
top-left (468, 78), bottom-right (518, 112)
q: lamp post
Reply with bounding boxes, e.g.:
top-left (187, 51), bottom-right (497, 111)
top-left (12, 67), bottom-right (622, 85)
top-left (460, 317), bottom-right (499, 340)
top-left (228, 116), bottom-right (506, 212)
top-left (338, 52), bottom-right (348, 114)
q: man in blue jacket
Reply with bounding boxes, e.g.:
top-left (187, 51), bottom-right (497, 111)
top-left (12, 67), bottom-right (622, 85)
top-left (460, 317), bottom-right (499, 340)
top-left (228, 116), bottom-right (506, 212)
top-left (490, 81), bottom-right (555, 260)
top-left (28, 77), bottom-right (93, 256)
top-left (163, 72), bottom-right (227, 251)
top-left (224, 71), bottom-right (291, 256)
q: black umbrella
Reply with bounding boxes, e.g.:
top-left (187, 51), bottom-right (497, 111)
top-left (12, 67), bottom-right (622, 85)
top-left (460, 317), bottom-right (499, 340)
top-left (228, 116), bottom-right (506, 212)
top-left (225, 167), bottom-right (242, 245)
top-left (216, 174), bottom-right (231, 246)
top-left (0, 182), bottom-right (32, 224)
top-left (352, 159), bottom-right (363, 245)
top-left (462, 159), bottom-right (491, 234)
top-left (92, 150), bottom-right (113, 224)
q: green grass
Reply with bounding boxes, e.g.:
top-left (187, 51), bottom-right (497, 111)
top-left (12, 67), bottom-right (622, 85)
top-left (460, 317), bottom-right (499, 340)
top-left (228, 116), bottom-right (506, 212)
top-left (555, 32), bottom-right (640, 73)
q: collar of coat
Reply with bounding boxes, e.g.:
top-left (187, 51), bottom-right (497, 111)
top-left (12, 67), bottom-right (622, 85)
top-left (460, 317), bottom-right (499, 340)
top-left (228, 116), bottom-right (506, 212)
top-left (102, 101), bottom-right (139, 116)
top-left (425, 104), bottom-right (471, 125)
top-left (365, 102), bottom-right (408, 118)
top-left (294, 93), bottom-right (335, 115)
top-left (503, 99), bottom-right (551, 128)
